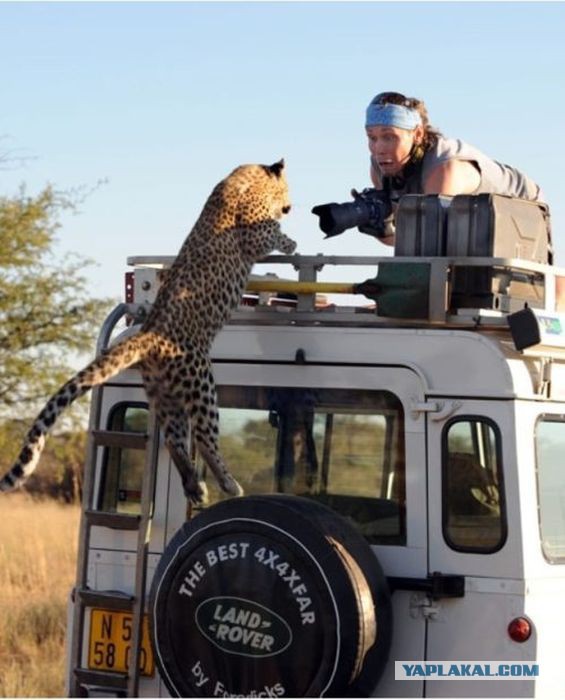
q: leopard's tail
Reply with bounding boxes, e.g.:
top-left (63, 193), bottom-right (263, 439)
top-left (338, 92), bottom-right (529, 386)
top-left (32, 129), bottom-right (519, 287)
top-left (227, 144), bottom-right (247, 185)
top-left (0, 332), bottom-right (153, 492)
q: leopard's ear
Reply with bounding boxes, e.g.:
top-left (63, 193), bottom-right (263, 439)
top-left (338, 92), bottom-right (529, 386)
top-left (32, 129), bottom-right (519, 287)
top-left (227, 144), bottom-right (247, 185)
top-left (266, 159), bottom-right (285, 177)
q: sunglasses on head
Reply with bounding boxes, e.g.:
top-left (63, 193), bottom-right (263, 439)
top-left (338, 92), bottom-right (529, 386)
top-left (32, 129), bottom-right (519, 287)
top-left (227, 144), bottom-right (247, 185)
top-left (373, 92), bottom-right (413, 108)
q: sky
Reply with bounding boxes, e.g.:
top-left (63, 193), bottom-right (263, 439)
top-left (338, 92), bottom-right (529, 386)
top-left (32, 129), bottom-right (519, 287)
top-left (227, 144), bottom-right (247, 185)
top-left (2, 1), bottom-right (565, 304)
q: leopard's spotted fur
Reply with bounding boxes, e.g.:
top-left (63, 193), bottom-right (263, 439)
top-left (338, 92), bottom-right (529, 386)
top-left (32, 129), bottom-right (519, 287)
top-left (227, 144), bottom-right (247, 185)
top-left (0, 160), bottom-right (296, 502)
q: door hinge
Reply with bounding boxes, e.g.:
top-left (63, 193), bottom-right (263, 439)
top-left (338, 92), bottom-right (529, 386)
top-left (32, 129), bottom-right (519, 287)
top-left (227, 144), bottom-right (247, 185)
top-left (409, 593), bottom-right (441, 621)
top-left (410, 399), bottom-right (440, 419)
top-left (410, 398), bottom-right (462, 421)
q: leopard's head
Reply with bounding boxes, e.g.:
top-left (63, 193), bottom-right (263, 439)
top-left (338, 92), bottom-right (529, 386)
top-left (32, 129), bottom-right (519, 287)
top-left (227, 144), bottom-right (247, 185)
top-left (206, 160), bottom-right (292, 230)
top-left (234, 161), bottom-right (297, 259)
top-left (234, 159), bottom-right (292, 225)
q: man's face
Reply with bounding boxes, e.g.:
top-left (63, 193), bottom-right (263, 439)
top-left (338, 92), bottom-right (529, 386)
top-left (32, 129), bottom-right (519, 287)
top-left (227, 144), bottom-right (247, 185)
top-left (366, 124), bottom-right (423, 177)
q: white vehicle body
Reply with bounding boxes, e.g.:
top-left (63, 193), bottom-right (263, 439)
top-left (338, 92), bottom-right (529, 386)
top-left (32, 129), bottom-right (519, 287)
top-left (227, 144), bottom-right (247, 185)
top-left (66, 195), bottom-right (565, 698)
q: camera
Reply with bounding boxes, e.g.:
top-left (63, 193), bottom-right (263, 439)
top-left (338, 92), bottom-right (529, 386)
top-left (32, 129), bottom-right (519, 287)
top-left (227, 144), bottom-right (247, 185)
top-left (311, 187), bottom-right (393, 239)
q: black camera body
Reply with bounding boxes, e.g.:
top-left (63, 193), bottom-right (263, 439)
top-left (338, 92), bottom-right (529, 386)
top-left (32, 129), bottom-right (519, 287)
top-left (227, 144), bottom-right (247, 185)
top-left (312, 187), bottom-right (393, 239)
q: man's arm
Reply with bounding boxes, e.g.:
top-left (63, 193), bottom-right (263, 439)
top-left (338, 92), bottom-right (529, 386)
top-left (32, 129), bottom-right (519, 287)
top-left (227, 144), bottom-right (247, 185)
top-left (370, 159), bottom-right (480, 249)
top-left (423, 159), bottom-right (481, 195)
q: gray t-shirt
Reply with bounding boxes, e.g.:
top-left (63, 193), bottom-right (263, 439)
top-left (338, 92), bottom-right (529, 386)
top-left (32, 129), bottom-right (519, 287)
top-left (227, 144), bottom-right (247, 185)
top-left (371, 135), bottom-right (543, 201)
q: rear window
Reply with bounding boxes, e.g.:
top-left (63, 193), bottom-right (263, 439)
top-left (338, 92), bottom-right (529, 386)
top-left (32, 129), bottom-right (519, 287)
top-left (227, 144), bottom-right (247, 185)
top-left (98, 403), bottom-right (148, 514)
top-left (442, 417), bottom-right (506, 552)
top-left (208, 386), bottom-right (406, 545)
top-left (535, 416), bottom-right (565, 563)
top-left (95, 387), bottom-right (406, 544)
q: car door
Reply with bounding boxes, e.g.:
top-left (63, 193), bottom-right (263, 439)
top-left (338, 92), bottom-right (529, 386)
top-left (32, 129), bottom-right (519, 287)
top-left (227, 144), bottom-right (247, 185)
top-left (425, 399), bottom-right (526, 698)
top-left (207, 361), bottom-right (430, 697)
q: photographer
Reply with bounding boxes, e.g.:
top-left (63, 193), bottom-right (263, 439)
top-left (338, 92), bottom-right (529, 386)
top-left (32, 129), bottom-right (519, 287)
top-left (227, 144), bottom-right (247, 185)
top-left (365, 91), bottom-right (544, 247)
top-left (312, 91), bottom-right (563, 309)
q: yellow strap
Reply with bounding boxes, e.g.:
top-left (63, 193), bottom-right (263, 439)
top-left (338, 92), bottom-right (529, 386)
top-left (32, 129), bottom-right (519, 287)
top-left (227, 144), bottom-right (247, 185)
top-left (246, 280), bottom-right (355, 295)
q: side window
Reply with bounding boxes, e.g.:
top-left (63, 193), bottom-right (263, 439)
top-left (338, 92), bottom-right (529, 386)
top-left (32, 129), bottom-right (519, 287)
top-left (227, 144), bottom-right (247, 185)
top-left (442, 417), bottom-right (506, 552)
top-left (203, 386), bottom-right (406, 545)
top-left (535, 416), bottom-right (565, 563)
top-left (98, 403), bottom-right (148, 514)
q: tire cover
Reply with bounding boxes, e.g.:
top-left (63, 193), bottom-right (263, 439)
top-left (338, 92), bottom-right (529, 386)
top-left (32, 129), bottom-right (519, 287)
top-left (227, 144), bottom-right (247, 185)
top-left (149, 495), bottom-right (392, 697)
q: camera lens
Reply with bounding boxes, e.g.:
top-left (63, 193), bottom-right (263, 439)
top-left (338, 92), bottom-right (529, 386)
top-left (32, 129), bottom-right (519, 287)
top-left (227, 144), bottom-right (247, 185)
top-left (312, 201), bottom-right (373, 238)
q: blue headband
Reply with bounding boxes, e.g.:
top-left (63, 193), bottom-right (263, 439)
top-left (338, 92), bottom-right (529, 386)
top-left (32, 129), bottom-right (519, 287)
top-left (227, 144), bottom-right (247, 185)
top-left (365, 102), bottom-right (422, 130)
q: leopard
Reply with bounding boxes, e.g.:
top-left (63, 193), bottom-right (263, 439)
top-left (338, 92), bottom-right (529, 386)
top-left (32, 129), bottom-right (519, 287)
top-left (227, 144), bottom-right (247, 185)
top-left (0, 159), bottom-right (297, 503)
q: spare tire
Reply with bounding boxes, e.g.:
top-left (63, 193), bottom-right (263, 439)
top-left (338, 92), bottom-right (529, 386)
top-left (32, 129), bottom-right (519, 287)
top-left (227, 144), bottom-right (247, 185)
top-left (149, 494), bottom-right (392, 697)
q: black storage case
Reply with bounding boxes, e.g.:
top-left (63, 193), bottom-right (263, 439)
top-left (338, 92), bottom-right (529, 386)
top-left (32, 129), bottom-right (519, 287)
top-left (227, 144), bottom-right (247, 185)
top-left (394, 193), bottom-right (551, 312)
top-left (394, 195), bottom-right (452, 257)
top-left (446, 194), bottom-right (550, 310)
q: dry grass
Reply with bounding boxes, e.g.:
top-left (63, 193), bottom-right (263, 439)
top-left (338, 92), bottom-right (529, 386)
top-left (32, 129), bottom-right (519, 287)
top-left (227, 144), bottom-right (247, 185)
top-left (0, 493), bottom-right (79, 697)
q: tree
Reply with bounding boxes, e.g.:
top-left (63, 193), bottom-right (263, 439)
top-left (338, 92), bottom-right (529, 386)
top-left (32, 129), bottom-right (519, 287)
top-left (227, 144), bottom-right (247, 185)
top-left (0, 184), bottom-right (114, 493)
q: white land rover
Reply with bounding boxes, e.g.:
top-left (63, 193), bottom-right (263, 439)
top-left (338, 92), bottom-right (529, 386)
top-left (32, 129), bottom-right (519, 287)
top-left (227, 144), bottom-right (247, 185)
top-left (66, 194), bottom-right (565, 698)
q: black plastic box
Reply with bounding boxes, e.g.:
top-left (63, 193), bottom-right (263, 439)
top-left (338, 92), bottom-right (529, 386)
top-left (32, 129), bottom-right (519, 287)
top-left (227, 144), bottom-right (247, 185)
top-left (394, 193), bottom-right (551, 311)
top-left (446, 194), bottom-right (550, 310)
top-left (445, 194), bottom-right (550, 262)
top-left (394, 195), bottom-right (452, 257)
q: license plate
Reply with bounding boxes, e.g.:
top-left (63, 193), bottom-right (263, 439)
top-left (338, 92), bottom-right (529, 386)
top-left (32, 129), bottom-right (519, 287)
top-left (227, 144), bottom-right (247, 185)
top-left (88, 609), bottom-right (155, 676)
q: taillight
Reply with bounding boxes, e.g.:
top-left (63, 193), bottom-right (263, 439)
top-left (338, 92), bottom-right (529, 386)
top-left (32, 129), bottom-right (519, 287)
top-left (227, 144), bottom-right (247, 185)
top-left (508, 616), bottom-right (532, 642)
top-left (125, 271), bottom-right (135, 303)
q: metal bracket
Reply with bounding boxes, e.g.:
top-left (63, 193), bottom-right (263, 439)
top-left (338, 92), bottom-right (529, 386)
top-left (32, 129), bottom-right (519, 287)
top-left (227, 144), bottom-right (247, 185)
top-left (388, 572), bottom-right (465, 600)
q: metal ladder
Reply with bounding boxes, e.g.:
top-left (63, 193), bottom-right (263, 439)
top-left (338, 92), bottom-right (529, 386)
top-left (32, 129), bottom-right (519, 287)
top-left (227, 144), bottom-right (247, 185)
top-left (68, 304), bottom-right (160, 697)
